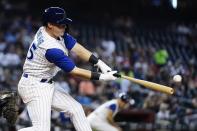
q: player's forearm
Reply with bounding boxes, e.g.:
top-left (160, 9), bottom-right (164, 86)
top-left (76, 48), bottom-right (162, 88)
top-left (71, 43), bottom-right (112, 73)
top-left (71, 43), bottom-right (92, 62)
top-left (69, 67), bottom-right (92, 79)
top-left (107, 117), bottom-right (120, 129)
top-left (107, 113), bottom-right (117, 127)
top-left (70, 67), bottom-right (101, 80)
top-left (69, 67), bottom-right (117, 81)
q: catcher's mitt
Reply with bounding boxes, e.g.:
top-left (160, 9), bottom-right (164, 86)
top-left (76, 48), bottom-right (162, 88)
top-left (0, 91), bottom-right (19, 125)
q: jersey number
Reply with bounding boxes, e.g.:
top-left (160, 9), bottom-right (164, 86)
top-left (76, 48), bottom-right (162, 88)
top-left (27, 43), bottom-right (37, 60)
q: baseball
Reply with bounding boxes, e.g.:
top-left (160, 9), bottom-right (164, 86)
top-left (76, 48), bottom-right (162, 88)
top-left (173, 75), bottom-right (182, 82)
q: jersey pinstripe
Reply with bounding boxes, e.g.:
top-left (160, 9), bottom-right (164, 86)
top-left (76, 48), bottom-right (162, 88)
top-left (23, 26), bottom-right (68, 79)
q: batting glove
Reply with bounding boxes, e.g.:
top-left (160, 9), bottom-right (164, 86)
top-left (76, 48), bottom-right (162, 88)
top-left (99, 71), bottom-right (118, 81)
top-left (95, 60), bottom-right (112, 73)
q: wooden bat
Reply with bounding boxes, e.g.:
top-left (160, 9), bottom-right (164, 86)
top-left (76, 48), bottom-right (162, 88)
top-left (119, 75), bottom-right (174, 95)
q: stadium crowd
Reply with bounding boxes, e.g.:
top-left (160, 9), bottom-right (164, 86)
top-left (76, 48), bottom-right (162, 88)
top-left (0, 1), bottom-right (197, 131)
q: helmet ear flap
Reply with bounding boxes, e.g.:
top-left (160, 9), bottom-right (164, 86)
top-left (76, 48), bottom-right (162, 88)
top-left (65, 24), bottom-right (69, 33)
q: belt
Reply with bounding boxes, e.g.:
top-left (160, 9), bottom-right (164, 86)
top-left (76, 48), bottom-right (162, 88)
top-left (23, 73), bottom-right (53, 84)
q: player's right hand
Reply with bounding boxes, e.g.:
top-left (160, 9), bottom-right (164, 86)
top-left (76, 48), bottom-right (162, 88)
top-left (99, 71), bottom-right (118, 81)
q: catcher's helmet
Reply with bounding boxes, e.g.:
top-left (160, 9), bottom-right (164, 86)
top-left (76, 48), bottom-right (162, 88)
top-left (42, 7), bottom-right (72, 25)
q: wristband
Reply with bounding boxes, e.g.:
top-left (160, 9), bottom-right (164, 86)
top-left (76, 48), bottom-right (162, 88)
top-left (89, 54), bottom-right (99, 65)
top-left (90, 72), bottom-right (100, 80)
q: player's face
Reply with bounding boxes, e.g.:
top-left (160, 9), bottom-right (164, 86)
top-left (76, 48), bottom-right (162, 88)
top-left (47, 23), bottom-right (66, 38)
top-left (52, 24), bottom-right (66, 37)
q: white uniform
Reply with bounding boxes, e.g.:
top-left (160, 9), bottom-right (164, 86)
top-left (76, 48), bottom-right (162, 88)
top-left (87, 99), bottom-right (120, 131)
top-left (18, 27), bottom-right (92, 131)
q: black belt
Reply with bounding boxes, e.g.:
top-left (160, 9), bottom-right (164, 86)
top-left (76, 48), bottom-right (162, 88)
top-left (23, 73), bottom-right (53, 84)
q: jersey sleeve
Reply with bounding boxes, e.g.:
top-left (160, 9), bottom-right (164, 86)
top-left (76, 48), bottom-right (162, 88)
top-left (45, 48), bottom-right (75, 72)
top-left (108, 104), bottom-right (117, 113)
top-left (63, 33), bottom-right (77, 50)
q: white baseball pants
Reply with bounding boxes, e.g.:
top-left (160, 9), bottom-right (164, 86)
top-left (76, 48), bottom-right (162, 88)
top-left (18, 76), bottom-right (92, 131)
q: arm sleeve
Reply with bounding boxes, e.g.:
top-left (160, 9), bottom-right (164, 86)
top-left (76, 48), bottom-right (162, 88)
top-left (108, 104), bottom-right (117, 113)
top-left (63, 33), bottom-right (77, 50)
top-left (45, 48), bottom-right (75, 72)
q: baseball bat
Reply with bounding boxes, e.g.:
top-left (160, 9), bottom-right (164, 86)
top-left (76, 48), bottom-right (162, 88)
top-left (115, 74), bottom-right (174, 95)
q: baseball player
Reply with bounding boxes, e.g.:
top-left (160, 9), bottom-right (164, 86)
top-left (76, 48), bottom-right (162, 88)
top-left (87, 93), bottom-right (135, 131)
top-left (17, 7), bottom-right (118, 131)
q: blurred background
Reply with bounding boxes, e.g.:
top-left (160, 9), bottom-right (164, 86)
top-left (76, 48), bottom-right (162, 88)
top-left (0, 0), bottom-right (197, 130)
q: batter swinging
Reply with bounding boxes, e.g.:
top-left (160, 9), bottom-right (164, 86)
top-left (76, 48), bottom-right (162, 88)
top-left (17, 7), bottom-right (118, 131)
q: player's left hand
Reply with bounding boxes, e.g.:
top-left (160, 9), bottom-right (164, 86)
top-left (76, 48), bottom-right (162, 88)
top-left (99, 70), bottom-right (118, 81)
top-left (95, 60), bottom-right (112, 73)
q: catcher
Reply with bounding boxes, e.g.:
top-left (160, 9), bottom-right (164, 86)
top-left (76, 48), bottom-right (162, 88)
top-left (0, 91), bottom-right (19, 126)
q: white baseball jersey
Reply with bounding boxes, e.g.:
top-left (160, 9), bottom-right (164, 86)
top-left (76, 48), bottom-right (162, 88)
top-left (18, 26), bottom-right (92, 131)
top-left (87, 99), bottom-right (120, 131)
top-left (23, 26), bottom-right (68, 79)
top-left (90, 99), bottom-right (119, 121)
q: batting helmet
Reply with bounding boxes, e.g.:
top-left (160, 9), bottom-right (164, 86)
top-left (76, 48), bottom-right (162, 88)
top-left (119, 92), bottom-right (135, 105)
top-left (42, 7), bottom-right (72, 25)
top-left (119, 92), bottom-right (130, 103)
